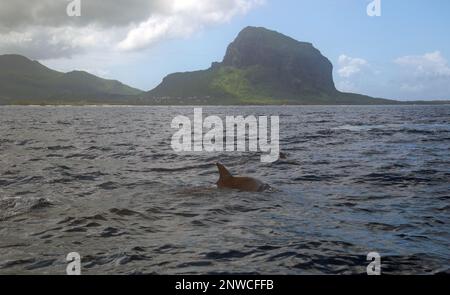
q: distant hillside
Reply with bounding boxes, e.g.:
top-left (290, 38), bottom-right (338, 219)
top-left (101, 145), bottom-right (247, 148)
top-left (0, 54), bottom-right (143, 105)
top-left (145, 26), bottom-right (395, 105)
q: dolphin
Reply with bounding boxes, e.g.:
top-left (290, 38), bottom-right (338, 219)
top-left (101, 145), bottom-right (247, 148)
top-left (216, 163), bottom-right (270, 192)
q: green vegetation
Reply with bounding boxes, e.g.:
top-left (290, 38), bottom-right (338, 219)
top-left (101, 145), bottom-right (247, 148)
top-left (0, 54), bottom-right (143, 105)
top-left (208, 66), bottom-right (290, 104)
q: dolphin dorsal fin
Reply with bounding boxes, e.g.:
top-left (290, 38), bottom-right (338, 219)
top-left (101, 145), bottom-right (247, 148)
top-left (217, 163), bottom-right (232, 179)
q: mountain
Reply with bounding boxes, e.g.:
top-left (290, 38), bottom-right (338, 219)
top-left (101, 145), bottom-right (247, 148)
top-left (145, 26), bottom-right (394, 105)
top-left (0, 54), bottom-right (143, 105)
top-left (1, 30), bottom-right (446, 105)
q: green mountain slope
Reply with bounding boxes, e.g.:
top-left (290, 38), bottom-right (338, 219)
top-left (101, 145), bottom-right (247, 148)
top-left (145, 26), bottom-right (394, 105)
top-left (0, 54), bottom-right (143, 105)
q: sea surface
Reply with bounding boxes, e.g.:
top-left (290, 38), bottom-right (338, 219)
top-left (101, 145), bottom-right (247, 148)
top-left (0, 105), bottom-right (449, 274)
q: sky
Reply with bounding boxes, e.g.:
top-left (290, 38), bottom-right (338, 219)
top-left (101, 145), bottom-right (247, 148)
top-left (0, 0), bottom-right (449, 100)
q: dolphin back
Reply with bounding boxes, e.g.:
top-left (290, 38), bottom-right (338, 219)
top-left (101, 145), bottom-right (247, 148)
top-left (216, 163), bottom-right (232, 180)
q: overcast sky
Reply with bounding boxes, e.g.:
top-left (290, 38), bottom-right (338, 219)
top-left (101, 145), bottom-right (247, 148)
top-left (0, 0), bottom-right (449, 100)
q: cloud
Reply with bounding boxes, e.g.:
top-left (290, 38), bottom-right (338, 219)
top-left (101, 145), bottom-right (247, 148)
top-left (0, 0), bottom-right (263, 59)
top-left (393, 51), bottom-right (450, 99)
top-left (0, 0), bottom-right (163, 31)
top-left (334, 52), bottom-right (450, 100)
top-left (0, 25), bottom-right (117, 59)
top-left (118, 0), bottom-right (264, 51)
top-left (335, 54), bottom-right (372, 93)
top-left (394, 51), bottom-right (450, 78)
top-left (337, 54), bottom-right (369, 78)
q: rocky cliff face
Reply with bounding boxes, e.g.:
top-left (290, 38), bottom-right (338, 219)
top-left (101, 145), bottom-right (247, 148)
top-left (221, 26), bottom-right (337, 95)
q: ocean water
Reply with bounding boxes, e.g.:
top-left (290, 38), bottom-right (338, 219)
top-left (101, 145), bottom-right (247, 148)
top-left (0, 105), bottom-right (449, 274)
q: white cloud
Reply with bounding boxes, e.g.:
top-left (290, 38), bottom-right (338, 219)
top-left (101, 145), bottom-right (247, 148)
top-left (335, 54), bottom-right (372, 93)
top-left (337, 54), bottom-right (368, 78)
top-left (0, 0), bottom-right (264, 59)
top-left (333, 52), bottom-right (450, 100)
top-left (393, 51), bottom-right (450, 98)
top-left (394, 51), bottom-right (450, 78)
top-left (118, 0), bottom-right (264, 51)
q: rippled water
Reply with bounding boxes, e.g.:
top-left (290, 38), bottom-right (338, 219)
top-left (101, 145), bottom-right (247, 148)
top-left (0, 105), bottom-right (449, 274)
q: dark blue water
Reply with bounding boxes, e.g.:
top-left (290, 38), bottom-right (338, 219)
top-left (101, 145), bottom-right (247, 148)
top-left (0, 105), bottom-right (449, 274)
